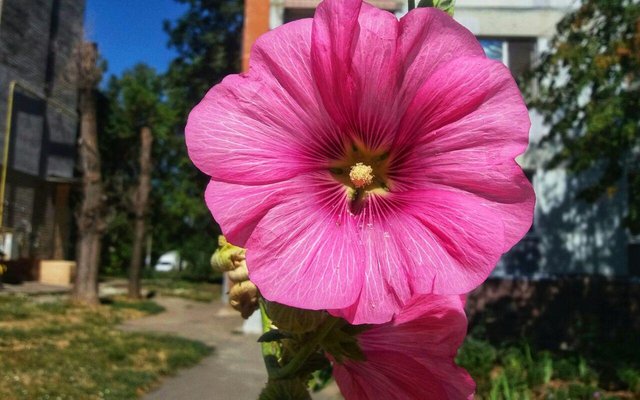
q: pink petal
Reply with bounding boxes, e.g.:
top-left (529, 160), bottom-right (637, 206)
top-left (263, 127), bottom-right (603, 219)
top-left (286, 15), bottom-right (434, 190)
top-left (348, 3), bottom-right (401, 150)
top-left (395, 56), bottom-right (535, 251)
top-left (330, 186), bottom-right (505, 323)
top-left (370, 295), bottom-right (467, 357)
top-left (245, 172), bottom-right (363, 310)
top-left (186, 19), bottom-right (338, 185)
top-left (396, 56), bottom-right (529, 151)
top-left (311, 0), bottom-right (400, 150)
top-left (329, 208), bottom-right (413, 324)
top-left (205, 179), bottom-right (292, 247)
top-left (409, 156), bottom-right (534, 253)
top-left (334, 351), bottom-right (456, 399)
top-left (333, 294), bottom-right (475, 400)
top-left (189, 1), bottom-right (534, 326)
top-left (396, 8), bottom-right (485, 115)
top-left (311, 0), bottom-right (361, 129)
top-left (392, 188), bottom-right (506, 296)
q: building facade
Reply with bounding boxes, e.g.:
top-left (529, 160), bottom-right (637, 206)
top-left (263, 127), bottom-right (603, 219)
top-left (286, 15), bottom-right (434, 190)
top-left (261, 0), bottom-right (636, 278)
top-left (0, 0), bottom-right (85, 260)
top-left (454, 0), bottom-right (633, 278)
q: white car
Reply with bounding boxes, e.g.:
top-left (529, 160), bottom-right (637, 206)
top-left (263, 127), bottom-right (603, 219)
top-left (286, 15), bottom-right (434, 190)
top-left (154, 251), bottom-right (184, 272)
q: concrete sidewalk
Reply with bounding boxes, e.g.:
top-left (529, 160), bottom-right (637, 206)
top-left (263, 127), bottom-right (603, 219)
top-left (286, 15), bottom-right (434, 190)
top-left (120, 296), bottom-right (266, 400)
top-left (0, 281), bottom-right (71, 295)
top-left (120, 296), bottom-right (343, 400)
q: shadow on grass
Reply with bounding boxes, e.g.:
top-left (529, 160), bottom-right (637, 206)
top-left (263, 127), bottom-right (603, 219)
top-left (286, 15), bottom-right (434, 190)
top-left (100, 296), bottom-right (166, 315)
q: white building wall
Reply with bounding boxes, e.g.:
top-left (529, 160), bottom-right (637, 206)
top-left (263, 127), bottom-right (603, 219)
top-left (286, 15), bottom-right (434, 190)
top-left (455, 1), bottom-right (629, 277)
top-left (455, 8), bottom-right (565, 37)
top-left (457, 0), bottom-right (574, 8)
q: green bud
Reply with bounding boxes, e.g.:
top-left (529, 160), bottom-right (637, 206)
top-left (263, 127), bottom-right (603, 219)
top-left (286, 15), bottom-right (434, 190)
top-left (265, 302), bottom-right (326, 334)
top-left (210, 235), bottom-right (245, 272)
top-left (227, 262), bottom-right (249, 283)
top-left (417, 0), bottom-right (455, 16)
top-left (229, 281), bottom-right (259, 319)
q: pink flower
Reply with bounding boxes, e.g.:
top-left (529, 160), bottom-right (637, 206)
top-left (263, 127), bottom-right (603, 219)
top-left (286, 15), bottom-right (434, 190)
top-left (186, 0), bottom-right (534, 324)
top-left (332, 295), bottom-right (475, 400)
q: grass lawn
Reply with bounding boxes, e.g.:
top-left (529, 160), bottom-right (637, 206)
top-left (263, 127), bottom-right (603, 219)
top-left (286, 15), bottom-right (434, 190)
top-left (457, 337), bottom-right (640, 400)
top-left (141, 277), bottom-right (221, 303)
top-left (0, 295), bottom-right (212, 400)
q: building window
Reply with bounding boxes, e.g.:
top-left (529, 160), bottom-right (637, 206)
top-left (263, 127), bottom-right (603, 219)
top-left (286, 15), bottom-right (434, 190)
top-left (630, 242), bottom-right (640, 277)
top-left (629, 172), bottom-right (640, 277)
top-left (479, 37), bottom-right (537, 80)
top-left (479, 39), bottom-right (504, 62)
top-left (283, 2), bottom-right (398, 24)
top-left (524, 169), bottom-right (537, 234)
top-left (283, 8), bottom-right (315, 23)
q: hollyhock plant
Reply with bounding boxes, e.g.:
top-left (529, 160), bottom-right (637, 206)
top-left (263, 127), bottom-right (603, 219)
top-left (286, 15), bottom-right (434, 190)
top-left (186, 0), bottom-right (535, 324)
top-left (331, 295), bottom-right (475, 399)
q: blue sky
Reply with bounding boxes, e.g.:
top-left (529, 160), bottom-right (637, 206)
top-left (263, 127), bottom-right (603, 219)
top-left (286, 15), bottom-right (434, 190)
top-left (84, 0), bottom-right (189, 82)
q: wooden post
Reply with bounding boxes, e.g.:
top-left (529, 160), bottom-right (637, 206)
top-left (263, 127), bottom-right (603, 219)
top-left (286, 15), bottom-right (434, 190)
top-left (52, 183), bottom-right (71, 260)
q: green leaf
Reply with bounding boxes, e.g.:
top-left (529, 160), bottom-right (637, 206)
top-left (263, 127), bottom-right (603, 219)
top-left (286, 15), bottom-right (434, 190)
top-left (258, 329), bottom-right (291, 343)
top-left (265, 302), bottom-right (326, 334)
top-left (296, 352), bottom-right (331, 378)
top-left (417, 0), bottom-right (455, 15)
top-left (320, 324), bottom-right (366, 363)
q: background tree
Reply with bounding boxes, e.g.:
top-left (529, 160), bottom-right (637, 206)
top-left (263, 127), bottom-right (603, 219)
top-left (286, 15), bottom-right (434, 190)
top-left (163, 0), bottom-right (243, 114)
top-left (99, 0), bottom-right (243, 282)
top-left (525, 0), bottom-right (640, 233)
top-left (100, 64), bottom-right (175, 295)
top-left (73, 42), bottom-right (105, 305)
top-left (144, 0), bottom-right (243, 278)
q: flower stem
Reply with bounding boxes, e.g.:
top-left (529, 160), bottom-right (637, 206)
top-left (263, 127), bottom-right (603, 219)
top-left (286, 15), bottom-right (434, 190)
top-left (271, 317), bottom-right (340, 380)
top-left (259, 298), bottom-right (280, 376)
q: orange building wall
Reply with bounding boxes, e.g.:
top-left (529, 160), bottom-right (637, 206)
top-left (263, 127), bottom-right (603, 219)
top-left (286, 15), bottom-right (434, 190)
top-left (242, 0), bottom-right (271, 72)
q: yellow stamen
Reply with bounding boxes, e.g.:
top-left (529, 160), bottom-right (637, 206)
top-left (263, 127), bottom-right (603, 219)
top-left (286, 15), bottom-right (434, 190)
top-left (349, 163), bottom-right (374, 188)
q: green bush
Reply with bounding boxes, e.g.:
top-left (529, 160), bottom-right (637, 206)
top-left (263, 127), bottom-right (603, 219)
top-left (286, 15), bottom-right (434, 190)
top-left (618, 367), bottom-right (640, 394)
top-left (457, 338), bottom-right (498, 395)
top-left (457, 338), bottom-right (498, 379)
top-left (553, 355), bottom-right (598, 383)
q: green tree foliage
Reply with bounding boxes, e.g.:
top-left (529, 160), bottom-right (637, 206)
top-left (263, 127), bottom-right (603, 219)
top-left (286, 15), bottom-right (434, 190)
top-left (100, 0), bottom-right (243, 279)
top-left (525, 0), bottom-right (640, 233)
top-left (149, 0), bottom-right (243, 279)
top-left (163, 0), bottom-right (243, 116)
top-left (100, 64), bottom-right (176, 275)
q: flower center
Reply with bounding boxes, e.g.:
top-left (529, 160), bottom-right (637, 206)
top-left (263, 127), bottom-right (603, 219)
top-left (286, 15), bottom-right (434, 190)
top-left (328, 140), bottom-right (392, 213)
top-left (349, 163), bottom-right (374, 188)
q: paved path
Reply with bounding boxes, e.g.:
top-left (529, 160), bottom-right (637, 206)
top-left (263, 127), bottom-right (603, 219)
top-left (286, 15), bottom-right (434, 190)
top-left (120, 296), bottom-right (343, 400)
top-left (0, 281), bottom-right (70, 295)
top-left (120, 297), bottom-right (266, 400)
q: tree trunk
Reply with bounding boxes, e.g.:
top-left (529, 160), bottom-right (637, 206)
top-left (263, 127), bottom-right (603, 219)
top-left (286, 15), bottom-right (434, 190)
top-left (72, 42), bottom-right (104, 305)
top-left (128, 126), bottom-right (152, 299)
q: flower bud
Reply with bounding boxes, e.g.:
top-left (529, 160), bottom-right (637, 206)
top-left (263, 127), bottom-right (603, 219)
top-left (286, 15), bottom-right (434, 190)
top-left (211, 235), bottom-right (245, 272)
top-left (227, 261), bottom-right (249, 283)
top-left (265, 301), bottom-right (326, 334)
top-left (229, 280), bottom-right (259, 319)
